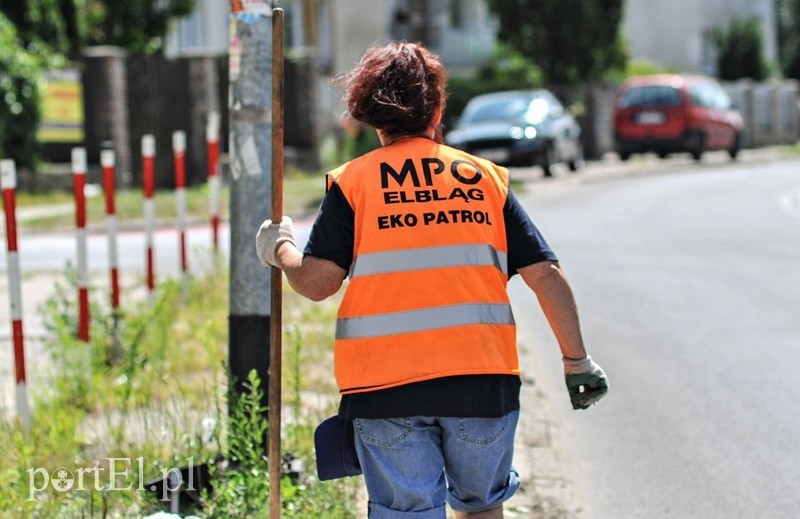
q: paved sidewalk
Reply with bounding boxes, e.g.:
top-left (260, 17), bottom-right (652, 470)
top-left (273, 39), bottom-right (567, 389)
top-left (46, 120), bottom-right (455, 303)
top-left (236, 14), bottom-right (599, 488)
top-left (505, 372), bottom-right (582, 519)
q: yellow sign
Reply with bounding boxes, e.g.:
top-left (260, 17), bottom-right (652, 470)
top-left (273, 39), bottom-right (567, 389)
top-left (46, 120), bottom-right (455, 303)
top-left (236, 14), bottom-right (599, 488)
top-left (37, 69), bottom-right (84, 143)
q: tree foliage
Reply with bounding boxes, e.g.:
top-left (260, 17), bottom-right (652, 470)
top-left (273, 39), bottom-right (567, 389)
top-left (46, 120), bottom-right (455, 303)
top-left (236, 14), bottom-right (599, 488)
top-left (87, 0), bottom-right (195, 55)
top-left (486, 0), bottom-right (627, 85)
top-left (0, 0), bottom-right (82, 54)
top-left (0, 13), bottom-right (63, 166)
top-left (778, 0), bottom-right (800, 79)
top-left (0, 0), bottom-right (196, 56)
top-left (0, 0), bottom-right (195, 166)
top-left (713, 16), bottom-right (768, 81)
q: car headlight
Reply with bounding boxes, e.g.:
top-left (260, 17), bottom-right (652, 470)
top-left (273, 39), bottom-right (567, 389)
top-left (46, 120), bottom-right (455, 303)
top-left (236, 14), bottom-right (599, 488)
top-left (509, 126), bottom-right (537, 139)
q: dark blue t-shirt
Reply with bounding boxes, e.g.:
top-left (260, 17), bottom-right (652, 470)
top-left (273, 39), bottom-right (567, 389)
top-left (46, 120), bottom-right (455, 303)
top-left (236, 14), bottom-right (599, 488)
top-left (304, 181), bottom-right (558, 419)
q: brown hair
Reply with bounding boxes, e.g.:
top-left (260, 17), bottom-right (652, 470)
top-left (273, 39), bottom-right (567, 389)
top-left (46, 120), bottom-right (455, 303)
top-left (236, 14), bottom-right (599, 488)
top-left (340, 42), bottom-right (448, 140)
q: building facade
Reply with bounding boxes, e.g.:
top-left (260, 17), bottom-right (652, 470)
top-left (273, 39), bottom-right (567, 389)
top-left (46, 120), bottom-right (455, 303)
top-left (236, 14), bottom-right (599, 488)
top-left (160, 0), bottom-right (783, 163)
top-left (167, 0), bottom-right (778, 76)
top-left (166, 0), bottom-right (497, 73)
top-left (622, 0), bottom-right (777, 75)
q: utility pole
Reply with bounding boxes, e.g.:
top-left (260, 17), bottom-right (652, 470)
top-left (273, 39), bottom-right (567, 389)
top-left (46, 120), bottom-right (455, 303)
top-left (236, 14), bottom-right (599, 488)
top-left (228, 0), bottom-right (274, 421)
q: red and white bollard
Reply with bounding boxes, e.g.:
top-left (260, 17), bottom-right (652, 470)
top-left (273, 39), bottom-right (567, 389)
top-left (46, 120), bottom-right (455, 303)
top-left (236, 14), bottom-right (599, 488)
top-left (72, 148), bottom-right (90, 345)
top-left (206, 112), bottom-right (221, 252)
top-left (142, 134), bottom-right (156, 306)
top-left (1, 159), bottom-right (30, 432)
top-left (101, 148), bottom-right (120, 310)
top-left (173, 130), bottom-right (188, 302)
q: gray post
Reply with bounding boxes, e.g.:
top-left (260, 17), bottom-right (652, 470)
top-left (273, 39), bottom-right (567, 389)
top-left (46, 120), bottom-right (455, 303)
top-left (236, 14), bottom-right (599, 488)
top-left (183, 52), bottom-right (222, 185)
top-left (82, 46), bottom-right (132, 187)
top-left (228, 5), bottom-right (273, 417)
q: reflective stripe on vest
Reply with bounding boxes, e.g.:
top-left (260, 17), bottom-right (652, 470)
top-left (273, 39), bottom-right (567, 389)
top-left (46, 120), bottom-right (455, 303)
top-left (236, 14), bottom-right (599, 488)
top-left (349, 243), bottom-right (508, 279)
top-left (336, 302), bottom-right (515, 340)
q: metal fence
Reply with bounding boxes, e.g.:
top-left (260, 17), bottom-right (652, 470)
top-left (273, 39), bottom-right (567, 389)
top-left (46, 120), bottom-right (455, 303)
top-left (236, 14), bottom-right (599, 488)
top-left (723, 79), bottom-right (800, 148)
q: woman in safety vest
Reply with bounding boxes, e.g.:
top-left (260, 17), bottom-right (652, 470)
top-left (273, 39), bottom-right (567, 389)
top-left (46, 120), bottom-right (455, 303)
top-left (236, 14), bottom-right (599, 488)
top-left (256, 42), bottom-right (608, 519)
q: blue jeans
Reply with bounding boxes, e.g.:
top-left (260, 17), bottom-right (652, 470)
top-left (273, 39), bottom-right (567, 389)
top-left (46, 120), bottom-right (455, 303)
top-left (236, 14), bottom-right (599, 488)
top-left (353, 411), bottom-right (520, 518)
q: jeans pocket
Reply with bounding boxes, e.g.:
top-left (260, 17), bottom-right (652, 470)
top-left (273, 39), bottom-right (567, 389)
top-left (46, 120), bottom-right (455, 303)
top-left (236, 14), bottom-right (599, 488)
top-left (457, 415), bottom-right (510, 445)
top-left (354, 417), bottom-right (413, 447)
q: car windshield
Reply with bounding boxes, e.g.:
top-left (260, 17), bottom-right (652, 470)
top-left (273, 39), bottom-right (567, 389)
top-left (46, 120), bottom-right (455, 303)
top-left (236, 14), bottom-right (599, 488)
top-left (618, 86), bottom-right (682, 108)
top-left (460, 95), bottom-right (549, 124)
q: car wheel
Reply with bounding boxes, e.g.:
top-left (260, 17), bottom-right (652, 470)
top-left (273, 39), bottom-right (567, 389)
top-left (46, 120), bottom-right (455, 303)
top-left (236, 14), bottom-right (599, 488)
top-left (690, 132), bottom-right (705, 162)
top-left (618, 151), bottom-right (630, 161)
top-left (568, 145), bottom-right (584, 172)
top-left (537, 144), bottom-right (554, 177)
top-left (657, 151), bottom-right (669, 159)
top-left (728, 133), bottom-right (741, 160)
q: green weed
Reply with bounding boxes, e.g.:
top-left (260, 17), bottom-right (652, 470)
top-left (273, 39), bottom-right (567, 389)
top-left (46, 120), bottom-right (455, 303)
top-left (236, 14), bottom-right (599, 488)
top-left (1, 256), bottom-right (360, 517)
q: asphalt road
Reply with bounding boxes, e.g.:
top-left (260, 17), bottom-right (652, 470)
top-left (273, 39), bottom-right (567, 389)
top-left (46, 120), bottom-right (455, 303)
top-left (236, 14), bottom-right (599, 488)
top-left (508, 151), bottom-right (800, 518)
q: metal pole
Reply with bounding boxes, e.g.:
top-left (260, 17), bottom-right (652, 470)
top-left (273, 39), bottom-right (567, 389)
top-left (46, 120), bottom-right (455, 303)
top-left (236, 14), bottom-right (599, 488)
top-left (101, 146), bottom-right (123, 364)
top-left (206, 112), bottom-right (221, 252)
top-left (173, 130), bottom-right (189, 303)
top-left (101, 148), bottom-right (120, 311)
top-left (227, 0), bottom-right (272, 447)
top-left (142, 134), bottom-right (156, 306)
top-left (1, 159), bottom-right (30, 433)
top-left (72, 148), bottom-right (90, 345)
top-left (269, 9), bottom-right (284, 517)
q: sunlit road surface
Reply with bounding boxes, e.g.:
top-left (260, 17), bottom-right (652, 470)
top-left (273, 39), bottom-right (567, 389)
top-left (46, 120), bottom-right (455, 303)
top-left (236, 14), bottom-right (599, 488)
top-left (509, 153), bottom-right (800, 518)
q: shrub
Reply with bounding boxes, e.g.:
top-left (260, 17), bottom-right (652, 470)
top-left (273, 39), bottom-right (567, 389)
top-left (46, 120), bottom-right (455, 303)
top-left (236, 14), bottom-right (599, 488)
top-left (713, 16), bottom-right (769, 80)
top-left (444, 44), bottom-right (543, 128)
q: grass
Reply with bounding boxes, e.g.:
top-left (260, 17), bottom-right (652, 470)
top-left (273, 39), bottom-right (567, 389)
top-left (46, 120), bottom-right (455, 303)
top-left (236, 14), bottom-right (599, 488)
top-left (779, 142), bottom-right (800, 157)
top-left (14, 166), bottom-right (328, 232)
top-left (3, 155), bottom-right (533, 516)
top-left (0, 256), bottom-right (359, 516)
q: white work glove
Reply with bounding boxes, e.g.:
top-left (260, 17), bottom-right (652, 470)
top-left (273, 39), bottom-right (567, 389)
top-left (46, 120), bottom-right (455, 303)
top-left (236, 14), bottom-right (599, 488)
top-left (563, 355), bottom-right (609, 410)
top-left (255, 216), bottom-right (296, 268)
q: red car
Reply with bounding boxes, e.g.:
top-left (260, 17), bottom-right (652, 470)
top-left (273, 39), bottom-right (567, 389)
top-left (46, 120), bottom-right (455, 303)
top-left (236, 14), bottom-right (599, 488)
top-left (613, 74), bottom-right (744, 161)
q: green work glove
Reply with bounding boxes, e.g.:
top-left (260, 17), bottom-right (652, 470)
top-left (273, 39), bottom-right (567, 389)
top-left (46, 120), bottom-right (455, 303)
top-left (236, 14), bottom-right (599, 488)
top-left (563, 355), bottom-right (609, 410)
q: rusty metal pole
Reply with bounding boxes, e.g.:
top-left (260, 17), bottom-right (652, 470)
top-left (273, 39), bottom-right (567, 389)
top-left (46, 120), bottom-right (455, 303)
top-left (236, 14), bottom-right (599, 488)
top-left (269, 9), bottom-right (284, 517)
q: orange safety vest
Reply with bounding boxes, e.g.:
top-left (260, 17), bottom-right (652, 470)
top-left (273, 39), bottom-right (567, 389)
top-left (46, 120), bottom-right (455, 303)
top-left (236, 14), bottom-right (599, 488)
top-left (329, 137), bottom-right (519, 394)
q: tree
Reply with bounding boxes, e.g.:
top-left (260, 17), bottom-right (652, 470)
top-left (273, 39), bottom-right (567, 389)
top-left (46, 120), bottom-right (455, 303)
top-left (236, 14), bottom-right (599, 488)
top-left (0, 12), bottom-right (69, 166)
top-left (0, 0), bottom-right (196, 167)
top-left (87, 0), bottom-right (195, 55)
top-left (0, 0), bottom-right (196, 56)
top-left (713, 16), bottom-right (768, 80)
top-left (486, 0), bottom-right (627, 85)
top-left (778, 0), bottom-right (800, 79)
